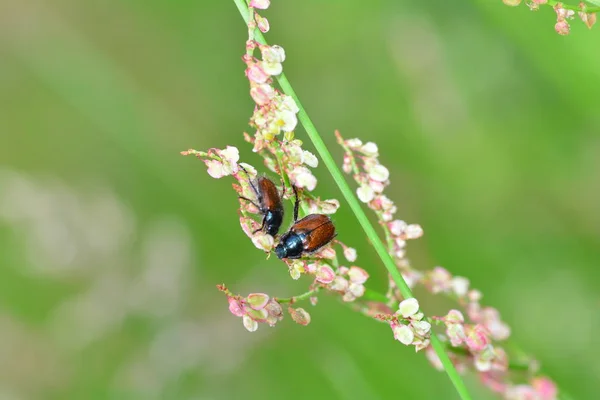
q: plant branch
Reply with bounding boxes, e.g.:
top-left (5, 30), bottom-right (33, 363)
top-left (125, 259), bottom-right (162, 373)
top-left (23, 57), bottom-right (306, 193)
top-left (232, 2), bottom-right (472, 399)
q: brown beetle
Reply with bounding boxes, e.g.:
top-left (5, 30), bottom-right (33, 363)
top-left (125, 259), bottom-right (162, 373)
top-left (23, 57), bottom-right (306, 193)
top-left (274, 187), bottom-right (336, 259)
top-left (239, 166), bottom-right (284, 236)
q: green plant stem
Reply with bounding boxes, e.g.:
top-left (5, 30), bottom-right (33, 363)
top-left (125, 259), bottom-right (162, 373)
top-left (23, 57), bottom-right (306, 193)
top-left (232, 2), bottom-right (472, 399)
top-left (278, 288), bottom-right (320, 304)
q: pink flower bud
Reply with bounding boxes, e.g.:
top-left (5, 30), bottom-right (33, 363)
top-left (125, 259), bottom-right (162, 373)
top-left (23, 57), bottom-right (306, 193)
top-left (426, 346), bottom-right (444, 371)
top-left (249, 0), bottom-right (270, 9)
top-left (348, 266), bottom-right (369, 284)
top-left (316, 265), bottom-right (335, 284)
top-left (342, 155), bottom-right (352, 173)
top-left (247, 293), bottom-right (270, 310)
top-left (250, 84), bottom-right (275, 105)
top-left (228, 298), bottom-right (245, 317)
top-left (289, 307), bottom-right (311, 325)
top-left (447, 323), bottom-right (466, 347)
top-left (315, 246), bottom-right (336, 259)
top-left (255, 14), bottom-right (270, 32)
top-left (445, 309), bottom-right (465, 324)
top-left (404, 224), bottom-right (423, 239)
top-left (555, 20), bottom-right (570, 35)
top-left (389, 220), bottom-right (407, 236)
top-left (531, 377), bottom-right (557, 399)
top-left (246, 63), bottom-right (269, 83)
top-left (343, 247), bottom-right (357, 262)
top-left (466, 324), bottom-right (490, 352)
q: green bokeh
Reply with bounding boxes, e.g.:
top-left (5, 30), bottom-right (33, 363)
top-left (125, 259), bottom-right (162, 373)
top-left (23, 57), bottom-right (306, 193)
top-left (1, 0), bottom-right (599, 399)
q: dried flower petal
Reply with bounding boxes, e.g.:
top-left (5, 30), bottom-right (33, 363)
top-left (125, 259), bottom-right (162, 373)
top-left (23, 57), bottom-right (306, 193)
top-left (289, 307), bottom-right (311, 325)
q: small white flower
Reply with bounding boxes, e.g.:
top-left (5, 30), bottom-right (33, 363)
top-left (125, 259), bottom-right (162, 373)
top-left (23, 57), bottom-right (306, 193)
top-left (389, 220), bottom-right (407, 236)
top-left (360, 142), bottom-right (378, 156)
top-left (302, 150), bottom-right (319, 168)
top-left (348, 266), bottom-right (368, 284)
top-left (348, 282), bottom-right (365, 298)
top-left (261, 60), bottom-right (283, 76)
top-left (399, 298), bottom-right (419, 318)
top-left (345, 138), bottom-right (362, 149)
top-left (243, 315), bottom-right (258, 332)
top-left (405, 224), bottom-right (423, 239)
top-left (368, 165), bottom-right (389, 182)
top-left (330, 276), bottom-right (349, 291)
top-left (205, 160), bottom-right (227, 179)
top-left (412, 320), bottom-right (431, 336)
top-left (343, 247), bottom-right (357, 262)
top-left (356, 184), bottom-right (375, 203)
top-left (261, 45), bottom-right (286, 63)
top-left (278, 109), bottom-right (298, 132)
top-left (393, 324), bottom-right (414, 345)
top-left (281, 95), bottom-right (299, 113)
top-left (451, 276), bottom-right (470, 297)
top-left (290, 166), bottom-right (317, 191)
top-left (251, 233), bottom-right (274, 251)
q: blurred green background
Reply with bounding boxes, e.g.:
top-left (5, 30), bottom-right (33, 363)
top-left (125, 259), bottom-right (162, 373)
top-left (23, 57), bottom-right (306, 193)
top-left (1, 0), bottom-right (599, 399)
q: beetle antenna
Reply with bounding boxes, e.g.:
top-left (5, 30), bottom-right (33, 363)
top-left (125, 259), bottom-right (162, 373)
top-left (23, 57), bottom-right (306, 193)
top-left (238, 164), bottom-right (259, 197)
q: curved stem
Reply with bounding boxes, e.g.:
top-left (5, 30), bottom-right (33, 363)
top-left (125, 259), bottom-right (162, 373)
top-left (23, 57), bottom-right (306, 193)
top-left (232, 2), bottom-right (472, 399)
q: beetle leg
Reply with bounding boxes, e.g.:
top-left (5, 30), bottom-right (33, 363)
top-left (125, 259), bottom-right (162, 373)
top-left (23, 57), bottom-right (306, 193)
top-left (292, 185), bottom-right (300, 222)
top-left (239, 196), bottom-right (261, 211)
top-left (252, 217), bottom-right (266, 234)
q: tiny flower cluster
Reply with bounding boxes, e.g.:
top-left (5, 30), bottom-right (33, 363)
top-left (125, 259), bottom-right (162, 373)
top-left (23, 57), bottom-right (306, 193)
top-left (503, 0), bottom-right (597, 34)
top-left (337, 131), bottom-right (423, 290)
top-left (243, 4), bottom-right (300, 143)
top-left (219, 286), bottom-right (284, 332)
top-left (379, 298), bottom-right (432, 352)
top-left (424, 267), bottom-right (511, 341)
top-left (336, 131), bottom-right (558, 397)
